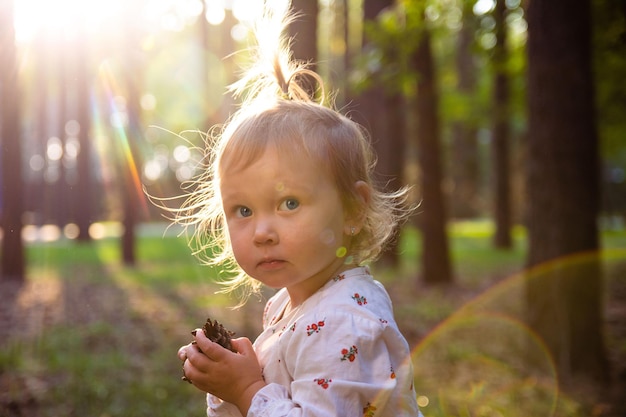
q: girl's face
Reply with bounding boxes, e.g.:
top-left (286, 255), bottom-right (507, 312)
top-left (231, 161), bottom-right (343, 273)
top-left (220, 145), bottom-right (353, 306)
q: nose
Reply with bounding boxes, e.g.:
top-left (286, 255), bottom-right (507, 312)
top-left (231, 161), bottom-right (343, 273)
top-left (253, 217), bottom-right (278, 245)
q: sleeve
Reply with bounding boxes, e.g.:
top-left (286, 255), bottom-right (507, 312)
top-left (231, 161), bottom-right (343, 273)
top-left (249, 308), bottom-right (416, 417)
top-left (206, 393), bottom-right (243, 417)
top-left (247, 383), bottom-right (297, 417)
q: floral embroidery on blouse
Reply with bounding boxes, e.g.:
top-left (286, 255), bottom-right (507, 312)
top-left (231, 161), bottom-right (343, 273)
top-left (306, 319), bottom-right (325, 336)
top-left (233, 267), bottom-right (421, 417)
top-left (340, 345), bottom-right (358, 362)
top-left (314, 378), bottom-right (332, 389)
top-left (352, 293), bottom-right (367, 306)
top-left (333, 273), bottom-right (346, 282)
top-left (363, 402), bottom-right (377, 417)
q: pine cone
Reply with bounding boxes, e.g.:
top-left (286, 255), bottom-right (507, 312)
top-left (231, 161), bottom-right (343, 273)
top-left (191, 317), bottom-right (236, 353)
top-left (182, 317), bottom-right (237, 383)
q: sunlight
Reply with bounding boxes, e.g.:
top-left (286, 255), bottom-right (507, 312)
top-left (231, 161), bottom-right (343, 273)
top-left (205, 0), bottom-right (226, 25)
top-left (231, 0), bottom-right (265, 23)
top-left (473, 0), bottom-right (495, 16)
top-left (231, 0), bottom-right (290, 24)
top-left (13, 0), bottom-right (214, 44)
top-left (14, 0), bottom-right (125, 43)
top-left (98, 60), bottom-right (150, 217)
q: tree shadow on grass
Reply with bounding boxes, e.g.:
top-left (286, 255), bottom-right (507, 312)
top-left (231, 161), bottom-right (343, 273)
top-left (4, 237), bottom-right (624, 417)
top-left (0, 241), bottom-right (217, 417)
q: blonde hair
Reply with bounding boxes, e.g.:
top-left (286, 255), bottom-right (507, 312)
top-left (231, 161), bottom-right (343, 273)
top-left (173, 3), bottom-right (411, 301)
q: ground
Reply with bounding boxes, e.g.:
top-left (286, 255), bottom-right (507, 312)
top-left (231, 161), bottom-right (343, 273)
top-left (1, 257), bottom-right (625, 416)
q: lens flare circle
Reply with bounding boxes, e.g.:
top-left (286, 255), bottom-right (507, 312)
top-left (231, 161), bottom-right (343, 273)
top-left (412, 310), bottom-right (558, 417)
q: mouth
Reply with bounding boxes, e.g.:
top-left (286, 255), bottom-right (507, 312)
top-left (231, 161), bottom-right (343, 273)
top-left (257, 259), bottom-right (287, 270)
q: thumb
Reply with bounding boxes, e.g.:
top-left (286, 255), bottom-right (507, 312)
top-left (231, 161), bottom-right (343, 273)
top-left (177, 345), bottom-right (188, 362)
top-left (194, 329), bottom-right (230, 361)
top-left (230, 337), bottom-right (254, 355)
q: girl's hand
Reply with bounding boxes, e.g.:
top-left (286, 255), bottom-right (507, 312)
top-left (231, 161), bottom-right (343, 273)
top-left (179, 331), bottom-right (266, 416)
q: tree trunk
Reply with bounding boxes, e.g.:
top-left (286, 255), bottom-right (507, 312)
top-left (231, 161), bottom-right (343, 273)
top-left (49, 46), bottom-right (69, 227)
top-left (29, 34), bottom-right (48, 225)
top-left (377, 51), bottom-right (407, 267)
top-left (412, 29), bottom-right (452, 285)
top-left (219, 10), bottom-right (238, 125)
top-left (340, 0), bottom-right (351, 108)
top-left (526, 0), bottom-right (609, 381)
top-left (355, 0), bottom-right (402, 267)
top-left (450, 1), bottom-right (479, 219)
top-left (492, 0), bottom-right (512, 248)
top-left (76, 36), bottom-right (93, 241)
top-left (289, 0), bottom-right (319, 96)
top-left (198, 0), bottom-right (212, 132)
top-left (0, 0), bottom-right (25, 281)
top-left (121, 13), bottom-right (145, 265)
top-left (353, 0), bottom-right (390, 158)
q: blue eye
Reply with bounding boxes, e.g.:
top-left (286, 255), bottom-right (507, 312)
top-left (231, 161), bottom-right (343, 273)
top-left (237, 206), bottom-right (252, 218)
top-left (280, 198), bottom-right (299, 211)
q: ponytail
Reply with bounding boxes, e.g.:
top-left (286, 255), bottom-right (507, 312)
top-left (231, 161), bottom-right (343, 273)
top-left (228, 2), bottom-right (324, 105)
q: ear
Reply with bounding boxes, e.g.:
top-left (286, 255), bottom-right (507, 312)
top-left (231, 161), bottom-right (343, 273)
top-left (344, 181), bottom-right (371, 236)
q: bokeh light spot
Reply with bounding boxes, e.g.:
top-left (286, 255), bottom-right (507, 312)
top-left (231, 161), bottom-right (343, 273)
top-left (417, 395), bottom-right (429, 408)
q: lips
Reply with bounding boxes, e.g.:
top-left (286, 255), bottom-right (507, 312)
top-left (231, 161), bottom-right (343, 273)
top-left (257, 259), bottom-right (287, 270)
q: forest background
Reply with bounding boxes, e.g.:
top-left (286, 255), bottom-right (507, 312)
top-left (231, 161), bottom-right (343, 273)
top-left (1, 0), bottom-right (626, 416)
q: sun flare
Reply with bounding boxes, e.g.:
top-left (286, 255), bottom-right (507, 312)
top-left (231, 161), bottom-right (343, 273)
top-left (13, 0), bottom-right (129, 44)
top-left (13, 0), bottom-right (266, 45)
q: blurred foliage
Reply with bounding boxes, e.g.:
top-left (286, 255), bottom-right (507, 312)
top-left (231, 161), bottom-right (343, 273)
top-left (593, 0), bottom-right (626, 166)
top-left (10, 0), bottom-right (626, 223)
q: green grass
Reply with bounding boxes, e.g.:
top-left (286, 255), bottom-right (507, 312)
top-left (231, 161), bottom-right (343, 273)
top-left (1, 222), bottom-right (624, 417)
top-left (395, 220), bottom-right (527, 286)
top-left (2, 235), bottom-right (234, 417)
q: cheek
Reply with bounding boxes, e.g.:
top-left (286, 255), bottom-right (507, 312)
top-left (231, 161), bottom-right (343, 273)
top-left (304, 212), bottom-right (346, 250)
top-left (318, 228), bottom-right (341, 247)
top-left (230, 238), bottom-right (251, 270)
top-left (226, 224), bottom-right (247, 255)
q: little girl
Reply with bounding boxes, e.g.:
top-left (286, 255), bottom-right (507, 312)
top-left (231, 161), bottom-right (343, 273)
top-left (176, 3), bottom-right (422, 417)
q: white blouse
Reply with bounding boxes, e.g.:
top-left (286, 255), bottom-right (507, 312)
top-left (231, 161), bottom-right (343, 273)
top-left (207, 266), bottom-right (422, 417)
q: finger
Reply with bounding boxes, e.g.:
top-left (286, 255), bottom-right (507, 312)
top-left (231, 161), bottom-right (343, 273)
top-left (178, 345), bottom-right (189, 362)
top-left (194, 328), bottom-right (231, 361)
top-left (230, 337), bottom-right (253, 355)
top-left (178, 341), bottom-right (201, 359)
top-left (185, 343), bottom-right (210, 369)
top-left (181, 359), bottom-right (193, 384)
